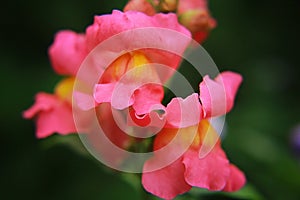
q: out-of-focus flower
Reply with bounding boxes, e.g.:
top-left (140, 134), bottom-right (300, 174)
top-left (177, 0), bottom-right (216, 42)
top-left (124, 0), bottom-right (156, 16)
top-left (23, 29), bottom-right (87, 138)
top-left (123, 0), bottom-right (216, 43)
top-left (159, 0), bottom-right (178, 12)
top-left (290, 125), bottom-right (300, 159)
top-left (23, 78), bottom-right (76, 138)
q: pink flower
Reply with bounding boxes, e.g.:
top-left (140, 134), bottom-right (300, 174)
top-left (24, 30), bottom-right (87, 138)
top-left (141, 72), bottom-right (245, 199)
top-left (25, 10), bottom-right (191, 139)
top-left (130, 71), bottom-right (243, 128)
top-left (142, 121), bottom-right (245, 199)
top-left (90, 11), bottom-right (191, 113)
top-left (23, 78), bottom-right (76, 138)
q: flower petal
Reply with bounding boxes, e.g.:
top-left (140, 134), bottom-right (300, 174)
top-left (132, 84), bottom-right (164, 115)
top-left (85, 11), bottom-right (191, 81)
top-left (23, 93), bottom-right (59, 118)
top-left (86, 10), bottom-right (190, 51)
top-left (182, 147), bottom-right (230, 191)
top-left (142, 158), bottom-right (191, 200)
top-left (23, 93), bottom-right (76, 138)
top-left (166, 93), bottom-right (202, 128)
top-left (49, 30), bottom-right (87, 76)
top-left (223, 164), bottom-right (246, 192)
top-left (94, 83), bottom-right (116, 104)
top-left (199, 71), bottom-right (242, 117)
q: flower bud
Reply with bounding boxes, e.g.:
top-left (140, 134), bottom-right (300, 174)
top-left (124, 0), bottom-right (156, 16)
top-left (177, 0), bottom-right (207, 15)
top-left (159, 0), bottom-right (178, 12)
top-left (177, 0), bottom-right (216, 42)
top-left (178, 9), bottom-right (215, 34)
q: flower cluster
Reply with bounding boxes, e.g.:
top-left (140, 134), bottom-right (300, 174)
top-left (124, 0), bottom-right (216, 42)
top-left (24, 1), bottom-right (246, 199)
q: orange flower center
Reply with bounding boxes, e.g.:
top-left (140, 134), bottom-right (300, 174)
top-left (100, 51), bottom-right (153, 83)
top-left (154, 120), bottom-right (220, 151)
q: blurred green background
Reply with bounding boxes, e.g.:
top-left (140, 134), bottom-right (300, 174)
top-left (1, 0), bottom-right (300, 199)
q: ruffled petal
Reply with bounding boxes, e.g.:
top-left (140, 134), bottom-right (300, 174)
top-left (166, 93), bottom-right (202, 128)
top-left (86, 10), bottom-right (190, 51)
top-left (85, 11), bottom-right (191, 81)
top-left (182, 147), bottom-right (230, 191)
top-left (142, 158), bottom-right (191, 200)
top-left (132, 84), bottom-right (164, 115)
top-left (23, 93), bottom-right (59, 118)
top-left (94, 83), bottom-right (116, 104)
top-left (199, 71), bottom-right (242, 117)
top-left (23, 93), bottom-right (76, 138)
top-left (223, 164), bottom-right (246, 192)
top-left (49, 30), bottom-right (87, 76)
top-left (36, 102), bottom-right (76, 138)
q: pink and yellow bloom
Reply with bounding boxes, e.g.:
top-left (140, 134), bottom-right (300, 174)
top-left (141, 72), bottom-right (245, 199)
top-left (24, 10), bottom-right (191, 137)
top-left (24, 6), bottom-right (246, 200)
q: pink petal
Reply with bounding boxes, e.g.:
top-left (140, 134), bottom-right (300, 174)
top-left (85, 11), bottom-right (191, 80)
top-left (95, 103), bottom-right (132, 149)
top-left (49, 30), bottom-right (87, 76)
top-left (109, 65), bottom-right (161, 111)
top-left (23, 93), bottom-right (59, 118)
top-left (94, 83), bottom-right (116, 104)
top-left (142, 158), bottom-right (191, 200)
top-left (166, 93), bottom-right (202, 128)
top-left (199, 71), bottom-right (242, 118)
top-left (75, 103), bottom-right (132, 168)
top-left (223, 164), bottom-right (246, 192)
top-left (86, 10), bottom-right (190, 51)
top-left (23, 93), bottom-right (76, 138)
top-left (132, 84), bottom-right (164, 115)
top-left (126, 105), bottom-right (166, 138)
top-left (36, 102), bottom-right (76, 138)
top-left (182, 147), bottom-right (230, 191)
top-left (73, 92), bottom-right (96, 111)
